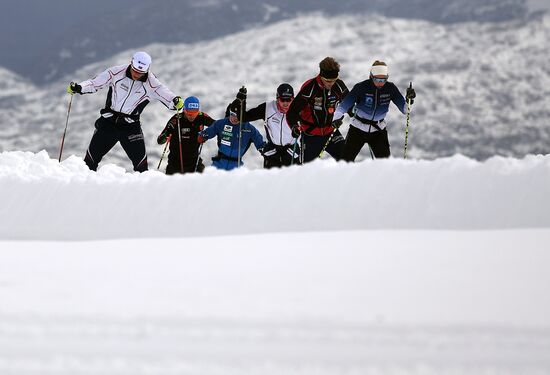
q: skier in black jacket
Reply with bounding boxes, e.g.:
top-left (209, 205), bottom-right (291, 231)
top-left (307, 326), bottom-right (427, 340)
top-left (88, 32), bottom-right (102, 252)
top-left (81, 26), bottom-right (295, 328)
top-left (157, 96), bottom-right (214, 174)
top-left (242, 83), bottom-right (300, 168)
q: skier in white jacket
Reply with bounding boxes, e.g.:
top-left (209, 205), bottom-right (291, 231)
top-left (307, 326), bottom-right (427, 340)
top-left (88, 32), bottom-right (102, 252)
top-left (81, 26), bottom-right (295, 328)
top-left (241, 83), bottom-right (301, 167)
top-left (67, 51), bottom-right (183, 172)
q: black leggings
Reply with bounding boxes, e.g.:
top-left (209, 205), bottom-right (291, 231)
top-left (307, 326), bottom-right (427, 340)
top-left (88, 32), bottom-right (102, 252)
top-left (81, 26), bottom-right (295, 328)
top-left (262, 142), bottom-right (301, 168)
top-left (301, 130), bottom-right (345, 163)
top-left (343, 126), bottom-right (390, 161)
top-left (166, 158), bottom-right (205, 174)
top-left (84, 116), bottom-right (148, 172)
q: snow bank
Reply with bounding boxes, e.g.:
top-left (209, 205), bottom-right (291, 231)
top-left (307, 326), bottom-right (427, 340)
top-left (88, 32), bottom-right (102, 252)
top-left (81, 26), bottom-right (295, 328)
top-left (1, 150), bottom-right (549, 240)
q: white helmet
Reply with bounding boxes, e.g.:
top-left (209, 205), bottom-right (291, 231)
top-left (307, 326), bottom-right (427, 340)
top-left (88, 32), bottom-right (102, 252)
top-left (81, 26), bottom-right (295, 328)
top-left (131, 51), bottom-right (152, 73)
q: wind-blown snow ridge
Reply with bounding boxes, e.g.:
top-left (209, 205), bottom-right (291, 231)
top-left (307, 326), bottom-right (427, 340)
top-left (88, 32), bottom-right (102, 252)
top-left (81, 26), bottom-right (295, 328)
top-left (1, 150), bottom-right (549, 240)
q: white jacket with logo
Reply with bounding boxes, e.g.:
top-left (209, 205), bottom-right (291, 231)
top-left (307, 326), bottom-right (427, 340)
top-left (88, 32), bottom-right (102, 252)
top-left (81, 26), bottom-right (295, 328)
top-left (243, 100), bottom-right (294, 146)
top-left (78, 64), bottom-right (177, 120)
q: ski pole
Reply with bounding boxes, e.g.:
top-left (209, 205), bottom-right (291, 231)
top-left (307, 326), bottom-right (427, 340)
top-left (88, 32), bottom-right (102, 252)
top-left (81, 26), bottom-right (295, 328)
top-left (237, 98), bottom-right (244, 168)
top-left (58, 94), bottom-right (74, 162)
top-left (194, 143), bottom-right (203, 173)
top-left (318, 130), bottom-right (335, 159)
top-left (176, 110), bottom-right (184, 173)
top-left (300, 132), bottom-right (305, 164)
top-left (291, 137), bottom-right (299, 165)
top-left (157, 135), bottom-right (171, 170)
top-left (404, 82), bottom-right (413, 159)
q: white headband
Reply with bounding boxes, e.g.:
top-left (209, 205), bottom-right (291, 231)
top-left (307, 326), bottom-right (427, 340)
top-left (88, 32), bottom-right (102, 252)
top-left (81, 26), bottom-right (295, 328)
top-left (370, 65), bottom-right (388, 76)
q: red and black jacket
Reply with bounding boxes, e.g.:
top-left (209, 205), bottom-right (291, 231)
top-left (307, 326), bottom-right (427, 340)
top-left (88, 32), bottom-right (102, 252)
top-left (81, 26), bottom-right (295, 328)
top-left (286, 76), bottom-right (348, 136)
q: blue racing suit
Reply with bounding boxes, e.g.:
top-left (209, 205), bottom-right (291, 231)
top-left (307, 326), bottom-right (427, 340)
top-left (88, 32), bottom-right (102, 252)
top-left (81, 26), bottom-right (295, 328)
top-left (334, 78), bottom-right (407, 132)
top-left (199, 117), bottom-right (265, 170)
top-left (334, 78), bottom-right (408, 160)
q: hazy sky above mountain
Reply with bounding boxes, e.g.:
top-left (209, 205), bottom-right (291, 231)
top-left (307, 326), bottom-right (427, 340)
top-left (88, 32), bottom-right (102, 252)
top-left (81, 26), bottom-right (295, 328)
top-left (527, 0), bottom-right (550, 11)
top-left (0, 0), bottom-right (543, 84)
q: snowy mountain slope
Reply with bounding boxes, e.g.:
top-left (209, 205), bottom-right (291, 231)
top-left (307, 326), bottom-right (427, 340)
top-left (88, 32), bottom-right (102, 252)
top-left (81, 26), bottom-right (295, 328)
top-left (0, 13), bottom-right (548, 168)
top-left (0, 0), bottom-right (535, 84)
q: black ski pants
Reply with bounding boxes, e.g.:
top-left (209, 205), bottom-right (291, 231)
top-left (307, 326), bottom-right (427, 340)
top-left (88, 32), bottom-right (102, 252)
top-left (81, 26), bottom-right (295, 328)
top-left (301, 129), bottom-right (345, 163)
top-left (84, 116), bottom-right (148, 172)
top-left (262, 142), bottom-right (301, 168)
top-left (343, 126), bottom-right (391, 161)
top-left (166, 158), bottom-right (205, 175)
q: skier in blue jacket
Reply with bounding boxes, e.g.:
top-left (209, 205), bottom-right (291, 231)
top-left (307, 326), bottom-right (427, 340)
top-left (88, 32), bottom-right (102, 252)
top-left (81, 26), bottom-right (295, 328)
top-left (198, 89), bottom-right (265, 170)
top-left (333, 60), bottom-right (416, 160)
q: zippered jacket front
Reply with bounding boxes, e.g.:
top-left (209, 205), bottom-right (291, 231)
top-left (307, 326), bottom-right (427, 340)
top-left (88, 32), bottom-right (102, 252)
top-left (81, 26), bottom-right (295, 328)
top-left (334, 78), bottom-right (406, 132)
top-left (199, 118), bottom-right (265, 169)
top-left (243, 100), bottom-right (294, 146)
top-left (286, 76), bottom-right (348, 136)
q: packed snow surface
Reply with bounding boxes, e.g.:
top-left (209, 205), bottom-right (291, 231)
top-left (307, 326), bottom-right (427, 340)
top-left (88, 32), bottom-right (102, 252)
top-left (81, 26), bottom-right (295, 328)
top-left (1, 151), bottom-right (549, 240)
top-left (1, 151), bottom-right (549, 375)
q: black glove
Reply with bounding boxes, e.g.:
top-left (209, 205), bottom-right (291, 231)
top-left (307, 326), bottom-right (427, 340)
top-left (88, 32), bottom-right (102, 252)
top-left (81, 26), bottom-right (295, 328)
top-left (406, 87), bottom-right (416, 105)
top-left (291, 125), bottom-right (301, 139)
top-left (157, 132), bottom-right (168, 144)
top-left (332, 117), bottom-right (343, 129)
top-left (158, 116), bottom-right (178, 143)
top-left (236, 86), bottom-right (247, 101)
top-left (67, 82), bottom-right (82, 95)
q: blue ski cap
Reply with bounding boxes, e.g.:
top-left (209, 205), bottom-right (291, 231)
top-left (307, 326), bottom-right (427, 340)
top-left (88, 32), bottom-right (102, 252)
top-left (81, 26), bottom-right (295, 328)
top-left (184, 96), bottom-right (200, 112)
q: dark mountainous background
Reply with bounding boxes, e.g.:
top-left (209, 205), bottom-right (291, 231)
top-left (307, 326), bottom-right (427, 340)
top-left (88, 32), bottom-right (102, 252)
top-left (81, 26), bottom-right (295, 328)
top-left (0, 0), bottom-right (548, 166)
top-left (0, 0), bottom-right (543, 85)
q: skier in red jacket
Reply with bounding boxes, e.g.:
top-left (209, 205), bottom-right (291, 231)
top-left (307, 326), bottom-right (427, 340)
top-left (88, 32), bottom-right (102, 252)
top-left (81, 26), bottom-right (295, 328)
top-left (286, 57), bottom-right (349, 163)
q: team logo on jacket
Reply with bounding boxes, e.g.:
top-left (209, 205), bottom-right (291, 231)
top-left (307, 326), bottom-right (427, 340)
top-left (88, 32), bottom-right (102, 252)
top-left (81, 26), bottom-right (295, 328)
top-left (224, 125), bottom-right (232, 132)
top-left (365, 96), bottom-right (374, 106)
top-left (121, 83), bottom-right (130, 91)
top-left (314, 97), bottom-right (323, 110)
